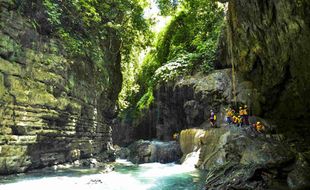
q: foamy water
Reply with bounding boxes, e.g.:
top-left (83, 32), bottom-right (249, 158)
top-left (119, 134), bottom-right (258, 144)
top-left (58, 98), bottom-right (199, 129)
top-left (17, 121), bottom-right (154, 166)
top-left (0, 159), bottom-right (205, 190)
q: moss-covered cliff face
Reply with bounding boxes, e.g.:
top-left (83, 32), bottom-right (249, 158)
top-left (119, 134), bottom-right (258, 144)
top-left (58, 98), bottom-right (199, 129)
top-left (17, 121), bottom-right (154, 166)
top-left (226, 0), bottom-right (310, 121)
top-left (0, 1), bottom-right (122, 174)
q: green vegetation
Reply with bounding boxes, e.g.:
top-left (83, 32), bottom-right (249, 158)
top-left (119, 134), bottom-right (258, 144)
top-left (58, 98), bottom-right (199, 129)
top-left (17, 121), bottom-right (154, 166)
top-left (120, 0), bottom-right (224, 121)
top-left (17, 0), bottom-right (224, 122)
top-left (42, 0), bottom-right (151, 56)
top-left (18, 0), bottom-right (152, 103)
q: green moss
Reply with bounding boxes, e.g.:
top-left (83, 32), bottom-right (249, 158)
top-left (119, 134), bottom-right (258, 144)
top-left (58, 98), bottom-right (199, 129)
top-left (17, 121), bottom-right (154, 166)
top-left (136, 88), bottom-right (154, 111)
top-left (0, 73), bottom-right (5, 98)
top-left (0, 58), bottom-right (22, 76)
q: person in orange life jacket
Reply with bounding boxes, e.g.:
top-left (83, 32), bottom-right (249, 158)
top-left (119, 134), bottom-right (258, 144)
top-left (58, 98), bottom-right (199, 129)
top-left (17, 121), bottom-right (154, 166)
top-left (239, 107), bottom-right (244, 126)
top-left (209, 110), bottom-right (217, 127)
top-left (232, 115), bottom-right (242, 127)
top-left (253, 121), bottom-right (265, 133)
top-left (225, 108), bottom-right (234, 124)
top-left (242, 105), bottom-right (250, 125)
top-left (173, 133), bottom-right (179, 140)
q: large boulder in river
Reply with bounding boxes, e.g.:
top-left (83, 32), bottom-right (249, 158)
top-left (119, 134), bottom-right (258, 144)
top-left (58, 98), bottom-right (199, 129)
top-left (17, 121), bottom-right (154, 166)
top-left (190, 127), bottom-right (310, 189)
top-left (127, 140), bottom-right (182, 164)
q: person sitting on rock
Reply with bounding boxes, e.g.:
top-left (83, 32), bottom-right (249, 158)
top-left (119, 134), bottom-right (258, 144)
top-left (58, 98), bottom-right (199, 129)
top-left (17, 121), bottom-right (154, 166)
top-left (237, 116), bottom-right (242, 127)
top-left (232, 115), bottom-right (242, 127)
top-left (210, 110), bottom-right (217, 128)
top-left (243, 105), bottom-right (250, 126)
top-left (225, 108), bottom-right (234, 124)
top-left (173, 133), bottom-right (179, 141)
top-left (253, 121), bottom-right (265, 133)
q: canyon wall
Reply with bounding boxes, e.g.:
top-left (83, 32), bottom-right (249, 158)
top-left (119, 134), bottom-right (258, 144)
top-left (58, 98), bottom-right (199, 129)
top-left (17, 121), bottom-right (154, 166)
top-left (0, 1), bottom-right (121, 174)
top-left (226, 0), bottom-right (310, 121)
top-left (115, 0), bottom-right (310, 146)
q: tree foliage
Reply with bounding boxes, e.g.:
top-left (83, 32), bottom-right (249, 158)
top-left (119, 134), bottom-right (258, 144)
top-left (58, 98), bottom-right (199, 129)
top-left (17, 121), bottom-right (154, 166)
top-left (122, 0), bottom-right (224, 120)
top-left (37, 0), bottom-right (152, 58)
top-left (18, 0), bottom-right (153, 110)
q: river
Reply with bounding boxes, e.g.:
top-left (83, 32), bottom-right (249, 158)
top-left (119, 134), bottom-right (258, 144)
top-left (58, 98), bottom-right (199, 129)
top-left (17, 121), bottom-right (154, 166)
top-left (0, 159), bottom-right (206, 190)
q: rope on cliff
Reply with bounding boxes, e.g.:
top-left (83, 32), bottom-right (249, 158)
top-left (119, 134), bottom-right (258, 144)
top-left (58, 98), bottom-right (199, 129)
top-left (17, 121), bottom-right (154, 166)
top-left (226, 4), bottom-right (237, 106)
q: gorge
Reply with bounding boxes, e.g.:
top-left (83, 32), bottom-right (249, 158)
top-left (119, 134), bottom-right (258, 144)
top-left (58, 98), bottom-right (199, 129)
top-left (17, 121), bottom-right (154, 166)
top-left (1, 0), bottom-right (310, 189)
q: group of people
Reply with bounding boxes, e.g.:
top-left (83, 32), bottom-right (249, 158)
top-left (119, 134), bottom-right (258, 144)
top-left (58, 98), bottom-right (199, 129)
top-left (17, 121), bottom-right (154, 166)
top-left (225, 105), bottom-right (249, 126)
top-left (209, 105), bottom-right (265, 133)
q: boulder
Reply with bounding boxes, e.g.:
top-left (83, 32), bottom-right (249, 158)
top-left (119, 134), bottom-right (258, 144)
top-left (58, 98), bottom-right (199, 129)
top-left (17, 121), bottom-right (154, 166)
top-left (179, 129), bottom-right (205, 154)
top-left (127, 140), bottom-right (182, 164)
top-left (184, 127), bottom-right (297, 189)
top-left (114, 145), bottom-right (130, 159)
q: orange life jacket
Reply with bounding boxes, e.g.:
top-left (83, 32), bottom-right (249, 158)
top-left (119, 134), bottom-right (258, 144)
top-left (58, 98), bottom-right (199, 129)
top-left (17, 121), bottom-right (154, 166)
top-left (243, 108), bottom-right (248, 115)
top-left (239, 109), bottom-right (244, 116)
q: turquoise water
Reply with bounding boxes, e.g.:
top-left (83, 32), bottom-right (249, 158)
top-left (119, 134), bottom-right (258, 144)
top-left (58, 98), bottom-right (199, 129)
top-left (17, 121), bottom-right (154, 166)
top-left (0, 160), bottom-right (205, 190)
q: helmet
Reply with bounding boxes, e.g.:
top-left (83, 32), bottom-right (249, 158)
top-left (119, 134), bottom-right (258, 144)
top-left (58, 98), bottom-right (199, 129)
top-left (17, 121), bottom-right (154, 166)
top-left (257, 122), bottom-right (261, 124)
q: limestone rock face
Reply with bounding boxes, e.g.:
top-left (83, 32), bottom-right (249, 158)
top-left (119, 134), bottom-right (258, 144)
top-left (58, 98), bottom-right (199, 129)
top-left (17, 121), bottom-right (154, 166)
top-left (179, 129), bottom-right (205, 156)
top-left (226, 0), bottom-right (310, 122)
top-left (133, 69), bottom-right (233, 142)
top-left (0, 2), bottom-right (121, 174)
top-left (113, 68), bottom-right (267, 145)
top-left (114, 69), bottom-right (257, 144)
top-left (174, 127), bottom-right (310, 189)
top-left (127, 140), bottom-right (182, 164)
top-left (195, 127), bottom-right (307, 189)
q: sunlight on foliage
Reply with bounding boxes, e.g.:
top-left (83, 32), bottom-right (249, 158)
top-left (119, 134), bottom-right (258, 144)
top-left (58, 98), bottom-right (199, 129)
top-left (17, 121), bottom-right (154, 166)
top-left (123, 0), bottom-right (224, 119)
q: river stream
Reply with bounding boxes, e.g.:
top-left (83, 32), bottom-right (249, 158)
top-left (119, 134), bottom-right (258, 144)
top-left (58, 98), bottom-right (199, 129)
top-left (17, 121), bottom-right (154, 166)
top-left (0, 159), bottom-right (205, 190)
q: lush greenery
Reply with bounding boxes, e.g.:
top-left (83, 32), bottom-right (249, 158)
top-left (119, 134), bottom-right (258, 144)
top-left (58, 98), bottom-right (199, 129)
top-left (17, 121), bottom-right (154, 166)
top-left (18, 0), bottom-right (152, 103)
top-left (120, 0), bottom-right (224, 120)
top-left (18, 0), bottom-right (224, 120)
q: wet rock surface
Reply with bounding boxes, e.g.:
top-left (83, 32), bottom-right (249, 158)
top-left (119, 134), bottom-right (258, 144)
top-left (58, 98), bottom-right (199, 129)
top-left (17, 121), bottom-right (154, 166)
top-left (183, 127), bottom-right (310, 190)
top-left (127, 140), bottom-right (182, 164)
top-left (114, 145), bottom-right (130, 159)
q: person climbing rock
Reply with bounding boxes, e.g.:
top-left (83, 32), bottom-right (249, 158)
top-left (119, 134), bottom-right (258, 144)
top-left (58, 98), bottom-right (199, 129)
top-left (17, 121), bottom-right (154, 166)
top-left (209, 110), bottom-right (217, 128)
top-left (243, 105), bottom-right (250, 125)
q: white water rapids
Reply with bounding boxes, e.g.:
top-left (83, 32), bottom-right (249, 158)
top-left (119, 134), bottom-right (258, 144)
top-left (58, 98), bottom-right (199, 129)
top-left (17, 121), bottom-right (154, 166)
top-left (0, 154), bottom-right (205, 190)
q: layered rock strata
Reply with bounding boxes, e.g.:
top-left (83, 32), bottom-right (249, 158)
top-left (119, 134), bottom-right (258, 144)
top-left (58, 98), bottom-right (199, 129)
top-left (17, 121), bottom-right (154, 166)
top-left (0, 1), bottom-right (120, 174)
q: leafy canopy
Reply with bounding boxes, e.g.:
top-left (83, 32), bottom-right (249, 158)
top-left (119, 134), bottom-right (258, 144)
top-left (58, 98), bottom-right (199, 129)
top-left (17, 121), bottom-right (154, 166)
top-left (120, 0), bottom-right (224, 120)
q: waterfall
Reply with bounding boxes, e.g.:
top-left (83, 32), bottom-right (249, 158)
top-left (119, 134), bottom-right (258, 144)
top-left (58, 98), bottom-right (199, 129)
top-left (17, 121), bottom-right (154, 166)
top-left (181, 148), bottom-right (201, 168)
top-left (179, 129), bottom-right (206, 169)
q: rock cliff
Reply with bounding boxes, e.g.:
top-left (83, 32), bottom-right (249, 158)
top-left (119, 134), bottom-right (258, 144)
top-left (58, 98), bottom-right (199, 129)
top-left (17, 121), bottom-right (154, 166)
top-left (115, 0), bottom-right (310, 149)
top-left (225, 0), bottom-right (310, 130)
top-left (0, 1), bottom-right (121, 174)
top-left (177, 128), bottom-right (310, 189)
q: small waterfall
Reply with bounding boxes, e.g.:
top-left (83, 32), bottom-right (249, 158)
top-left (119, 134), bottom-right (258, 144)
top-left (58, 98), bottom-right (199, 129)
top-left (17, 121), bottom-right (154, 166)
top-left (179, 129), bottom-right (206, 169)
top-left (181, 149), bottom-right (201, 168)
